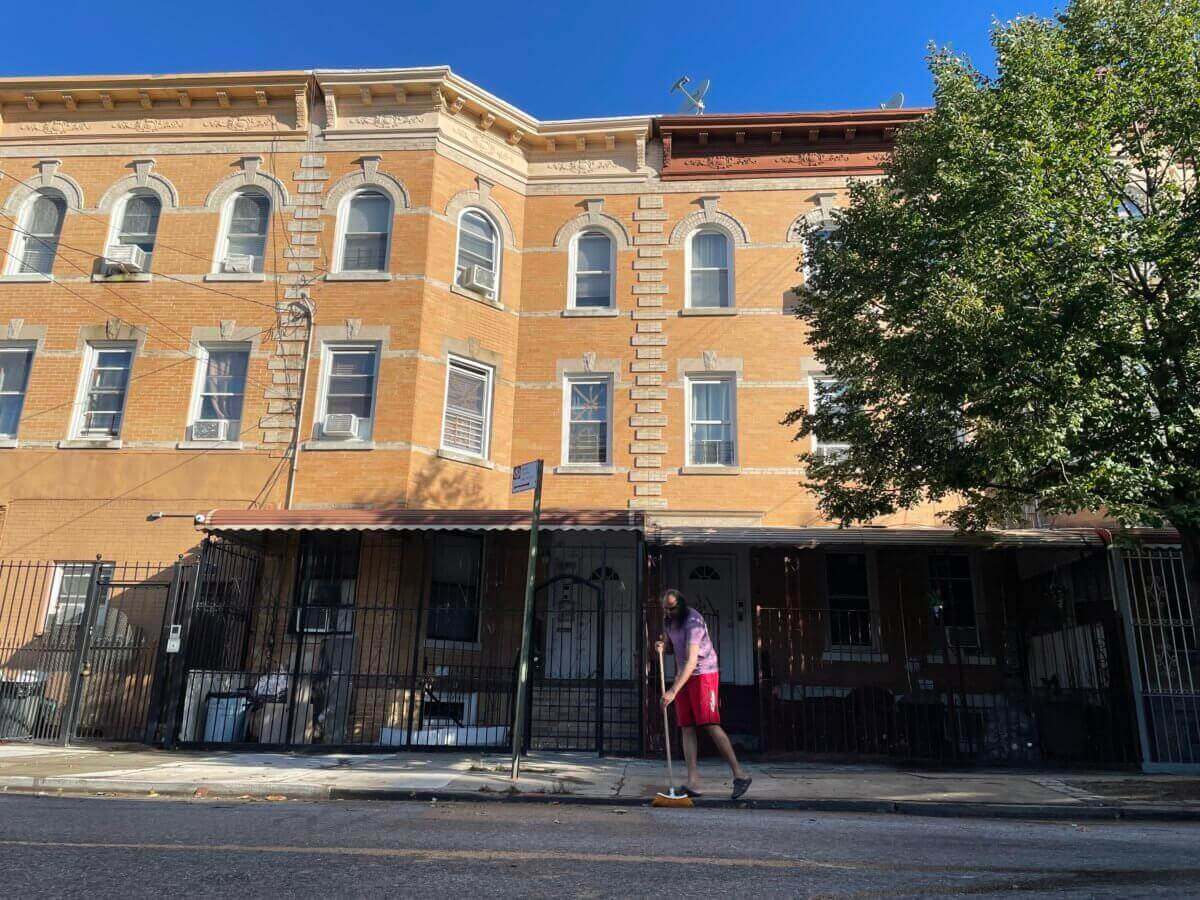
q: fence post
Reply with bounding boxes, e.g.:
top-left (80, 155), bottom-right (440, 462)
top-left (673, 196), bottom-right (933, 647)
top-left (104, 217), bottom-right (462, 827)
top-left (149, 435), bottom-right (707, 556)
top-left (60, 558), bottom-right (106, 746)
top-left (1107, 545), bottom-right (1154, 770)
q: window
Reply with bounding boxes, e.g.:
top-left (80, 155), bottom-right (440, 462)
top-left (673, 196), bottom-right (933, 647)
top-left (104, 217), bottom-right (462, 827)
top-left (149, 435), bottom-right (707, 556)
top-left (455, 209), bottom-right (499, 299)
top-left (113, 192), bottom-right (162, 267)
top-left (810, 376), bottom-right (851, 456)
top-left (825, 553), bottom-right (872, 647)
top-left (220, 190), bottom-right (270, 273)
top-left (0, 344), bottom-right (34, 439)
top-left (571, 231), bottom-right (613, 308)
top-left (928, 554), bottom-right (979, 649)
top-left (441, 357), bottom-right (493, 458)
top-left (564, 376), bottom-right (610, 465)
top-left (46, 562), bottom-right (114, 628)
top-left (427, 534), bottom-right (483, 643)
top-left (687, 375), bottom-right (736, 465)
top-left (803, 217), bottom-right (840, 284)
top-left (293, 533), bottom-right (359, 633)
top-left (190, 344), bottom-right (249, 440)
top-left (317, 344), bottom-right (378, 441)
top-left (687, 229), bottom-right (731, 308)
top-left (74, 343), bottom-right (134, 439)
top-left (338, 190), bottom-right (391, 272)
top-left (10, 191), bottom-right (66, 276)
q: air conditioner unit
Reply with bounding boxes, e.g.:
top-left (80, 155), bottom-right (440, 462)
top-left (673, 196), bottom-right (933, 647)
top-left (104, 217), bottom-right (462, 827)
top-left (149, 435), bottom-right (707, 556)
top-left (192, 420), bottom-right (229, 442)
top-left (103, 244), bottom-right (147, 274)
top-left (294, 606), bottom-right (347, 634)
top-left (461, 265), bottom-right (495, 293)
top-left (322, 413), bottom-right (359, 438)
top-left (222, 254), bottom-right (254, 274)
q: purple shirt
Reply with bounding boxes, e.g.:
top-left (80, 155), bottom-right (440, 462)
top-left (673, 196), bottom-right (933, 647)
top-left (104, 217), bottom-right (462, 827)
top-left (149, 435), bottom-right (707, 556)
top-left (665, 607), bottom-right (719, 675)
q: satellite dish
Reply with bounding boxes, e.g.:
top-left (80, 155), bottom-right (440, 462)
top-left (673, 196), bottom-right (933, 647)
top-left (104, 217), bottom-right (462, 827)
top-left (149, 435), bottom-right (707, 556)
top-left (880, 92), bottom-right (905, 110)
top-left (671, 76), bottom-right (710, 115)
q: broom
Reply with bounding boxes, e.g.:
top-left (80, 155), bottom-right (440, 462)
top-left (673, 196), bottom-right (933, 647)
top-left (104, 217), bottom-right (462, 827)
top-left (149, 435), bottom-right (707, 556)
top-left (651, 642), bottom-right (693, 808)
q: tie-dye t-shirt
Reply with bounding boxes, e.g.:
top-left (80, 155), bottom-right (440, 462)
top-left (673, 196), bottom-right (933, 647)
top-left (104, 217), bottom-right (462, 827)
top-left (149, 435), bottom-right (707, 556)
top-left (664, 607), bottom-right (719, 675)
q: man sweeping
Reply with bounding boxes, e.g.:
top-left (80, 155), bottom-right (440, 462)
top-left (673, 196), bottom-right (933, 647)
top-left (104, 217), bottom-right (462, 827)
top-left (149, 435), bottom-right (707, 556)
top-left (656, 588), bottom-right (752, 800)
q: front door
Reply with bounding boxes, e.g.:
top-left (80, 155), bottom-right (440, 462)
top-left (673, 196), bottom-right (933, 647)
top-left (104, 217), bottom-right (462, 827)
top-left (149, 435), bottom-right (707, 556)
top-left (546, 547), bottom-right (636, 681)
top-left (679, 554), bottom-right (742, 685)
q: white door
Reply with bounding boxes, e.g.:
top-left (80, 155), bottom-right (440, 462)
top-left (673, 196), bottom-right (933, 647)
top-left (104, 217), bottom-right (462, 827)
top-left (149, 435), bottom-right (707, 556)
top-left (679, 555), bottom-right (741, 685)
top-left (546, 549), bottom-right (635, 680)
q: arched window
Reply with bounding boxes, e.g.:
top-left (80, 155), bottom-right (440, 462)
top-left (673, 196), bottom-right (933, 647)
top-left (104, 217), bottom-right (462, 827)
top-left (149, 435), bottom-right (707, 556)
top-left (455, 209), bottom-right (500, 300)
top-left (571, 230), bottom-right (614, 309)
top-left (688, 565), bottom-right (722, 581)
top-left (687, 228), bottom-right (731, 308)
top-left (803, 215), bottom-right (840, 285)
top-left (10, 190), bottom-right (66, 276)
top-left (219, 189), bottom-right (270, 274)
top-left (112, 192), bottom-right (162, 267)
top-left (338, 189), bottom-right (392, 273)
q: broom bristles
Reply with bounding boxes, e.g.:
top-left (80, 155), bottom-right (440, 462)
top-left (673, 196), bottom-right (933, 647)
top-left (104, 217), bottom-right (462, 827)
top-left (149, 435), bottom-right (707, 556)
top-left (652, 790), bottom-right (694, 808)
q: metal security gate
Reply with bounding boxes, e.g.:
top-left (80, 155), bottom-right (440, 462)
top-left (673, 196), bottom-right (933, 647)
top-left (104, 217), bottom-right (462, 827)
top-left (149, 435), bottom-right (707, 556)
top-left (0, 559), bottom-right (183, 745)
top-left (755, 549), bottom-right (1137, 766)
top-left (1118, 546), bottom-right (1200, 770)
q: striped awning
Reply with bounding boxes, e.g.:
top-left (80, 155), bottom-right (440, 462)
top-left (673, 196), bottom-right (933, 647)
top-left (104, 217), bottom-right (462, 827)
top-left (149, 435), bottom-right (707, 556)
top-left (198, 507), bottom-right (644, 533)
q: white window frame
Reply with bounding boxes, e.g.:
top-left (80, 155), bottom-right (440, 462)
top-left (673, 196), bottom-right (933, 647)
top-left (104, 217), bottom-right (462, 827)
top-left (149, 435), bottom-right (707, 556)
top-left (106, 189), bottom-right (163, 270)
top-left (802, 216), bottom-right (840, 285)
top-left (440, 355), bottom-right (494, 460)
top-left (45, 561), bottom-right (113, 628)
top-left (684, 227), bottom-right (734, 309)
top-left (0, 341), bottom-right (36, 440)
top-left (332, 188), bottom-right (393, 274)
top-left (567, 230), bottom-right (615, 310)
top-left (820, 550), bottom-right (887, 662)
top-left (313, 342), bottom-right (380, 442)
top-left (453, 207), bottom-right (502, 302)
top-left (925, 552), bottom-right (990, 661)
top-left (211, 188), bottom-right (271, 275)
top-left (809, 375), bottom-right (851, 456)
top-left (70, 342), bottom-right (135, 441)
top-left (186, 341), bottom-right (251, 442)
top-left (684, 373), bottom-right (738, 467)
top-left (561, 374), bottom-right (613, 466)
top-left (5, 189), bottom-right (67, 278)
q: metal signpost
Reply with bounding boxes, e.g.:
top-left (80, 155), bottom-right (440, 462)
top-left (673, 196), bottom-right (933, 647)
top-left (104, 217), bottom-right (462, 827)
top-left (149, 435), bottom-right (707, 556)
top-left (509, 459), bottom-right (543, 781)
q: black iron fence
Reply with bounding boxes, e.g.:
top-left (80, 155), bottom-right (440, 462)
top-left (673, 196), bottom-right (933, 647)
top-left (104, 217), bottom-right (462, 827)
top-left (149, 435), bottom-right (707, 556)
top-left (0, 559), bottom-right (185, 744)
top-left (756, 553), bottom-right (1138, 766)
top-left (169, 534), bottom-right (641, 755)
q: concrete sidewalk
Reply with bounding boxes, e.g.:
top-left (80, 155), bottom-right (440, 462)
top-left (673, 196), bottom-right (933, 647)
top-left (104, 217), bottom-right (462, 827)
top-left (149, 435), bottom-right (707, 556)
top-left (1, 743), bottom-right (1198, 821)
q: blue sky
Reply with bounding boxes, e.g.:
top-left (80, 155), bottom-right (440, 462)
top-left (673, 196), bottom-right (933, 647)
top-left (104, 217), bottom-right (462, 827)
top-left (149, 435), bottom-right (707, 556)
top-left (4, 0), bottom-right (1062, 118)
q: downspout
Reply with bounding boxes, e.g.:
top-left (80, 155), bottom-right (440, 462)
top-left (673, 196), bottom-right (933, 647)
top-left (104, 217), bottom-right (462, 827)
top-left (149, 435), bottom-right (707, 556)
top-left (285, 296), bottom-right (315, 510)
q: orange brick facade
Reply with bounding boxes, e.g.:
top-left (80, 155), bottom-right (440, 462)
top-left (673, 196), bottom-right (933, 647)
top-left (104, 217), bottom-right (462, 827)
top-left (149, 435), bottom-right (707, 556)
top-left (0, 68), bottom-right (936, 562)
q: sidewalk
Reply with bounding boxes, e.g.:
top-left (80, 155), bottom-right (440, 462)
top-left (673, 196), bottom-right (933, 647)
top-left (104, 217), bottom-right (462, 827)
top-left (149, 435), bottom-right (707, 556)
top-left (1, 743), bottom-right (1198, 822)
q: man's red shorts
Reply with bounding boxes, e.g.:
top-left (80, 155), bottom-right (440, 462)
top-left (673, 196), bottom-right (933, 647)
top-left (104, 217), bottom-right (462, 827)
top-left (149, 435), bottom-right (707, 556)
top-left (674, 671), bottom-right (721, 727)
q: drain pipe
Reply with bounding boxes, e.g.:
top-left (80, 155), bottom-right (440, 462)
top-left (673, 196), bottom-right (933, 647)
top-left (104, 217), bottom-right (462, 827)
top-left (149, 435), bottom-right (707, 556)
top-left (284, 296), bottom-right (316, 510)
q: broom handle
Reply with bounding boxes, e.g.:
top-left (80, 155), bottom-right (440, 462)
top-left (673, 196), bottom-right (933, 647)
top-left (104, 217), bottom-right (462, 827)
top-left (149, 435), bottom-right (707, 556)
top-left (658, 643), bottom-right (676, 788)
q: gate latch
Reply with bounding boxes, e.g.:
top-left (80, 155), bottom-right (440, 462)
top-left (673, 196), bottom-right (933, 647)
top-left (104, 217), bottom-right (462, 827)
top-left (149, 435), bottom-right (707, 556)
top-left (165, 624), bottom-right (182, 654)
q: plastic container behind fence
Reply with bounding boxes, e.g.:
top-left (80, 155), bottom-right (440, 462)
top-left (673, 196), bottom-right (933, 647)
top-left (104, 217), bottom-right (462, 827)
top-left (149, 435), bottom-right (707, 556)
top-left (203, 692), bottom-right (249, 743)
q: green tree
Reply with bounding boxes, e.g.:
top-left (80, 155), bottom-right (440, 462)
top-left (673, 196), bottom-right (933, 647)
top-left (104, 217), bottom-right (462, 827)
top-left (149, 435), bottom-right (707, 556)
top-left (789, 0), bottom-right (1200, 591)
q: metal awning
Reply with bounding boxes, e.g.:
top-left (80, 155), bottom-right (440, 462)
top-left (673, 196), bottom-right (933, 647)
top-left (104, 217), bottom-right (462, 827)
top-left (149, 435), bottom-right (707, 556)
top-left (646, 525), bottom-right (1108, 549)
top-left (198, 508), bottom-right (644, 533)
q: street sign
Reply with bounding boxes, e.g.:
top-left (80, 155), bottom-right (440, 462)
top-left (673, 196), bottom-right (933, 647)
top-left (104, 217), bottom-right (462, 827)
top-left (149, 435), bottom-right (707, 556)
top-left (511, 461), bottom-right (540, 494)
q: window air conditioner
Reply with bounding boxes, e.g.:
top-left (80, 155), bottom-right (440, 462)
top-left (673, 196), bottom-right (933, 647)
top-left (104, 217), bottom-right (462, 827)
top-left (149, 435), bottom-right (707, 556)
top-left (103, 244), bottom-right (147, 274)
top-left (294, 605), bottom-right (350, 634)
top-left (223, 254), bottom-right (254, 274)
top-left (461, 265), bottom-right (495, 293)
top-left (192, 420), bottom-right (229, 442)
top-left (323, 413), bottom-right (359, 438)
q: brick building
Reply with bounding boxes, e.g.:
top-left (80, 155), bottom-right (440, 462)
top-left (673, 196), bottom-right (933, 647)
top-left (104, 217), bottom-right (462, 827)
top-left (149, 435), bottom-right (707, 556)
top-left (0, 68), bottom-right (1192, 768)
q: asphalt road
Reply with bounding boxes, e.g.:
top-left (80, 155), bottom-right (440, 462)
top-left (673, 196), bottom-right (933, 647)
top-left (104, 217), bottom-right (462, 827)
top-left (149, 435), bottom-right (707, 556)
top-left (0, 795), bottom-right (1197, 898)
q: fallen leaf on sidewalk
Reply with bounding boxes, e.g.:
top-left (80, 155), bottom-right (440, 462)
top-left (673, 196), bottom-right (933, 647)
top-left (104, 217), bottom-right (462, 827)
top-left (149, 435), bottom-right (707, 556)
top-left (265, 794), bottom-right (287, 801)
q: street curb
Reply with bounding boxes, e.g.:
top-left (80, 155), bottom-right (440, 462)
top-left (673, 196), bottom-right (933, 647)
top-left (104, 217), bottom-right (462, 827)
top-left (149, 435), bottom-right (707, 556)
top-left (2, 778), bottom-right (1199, 822)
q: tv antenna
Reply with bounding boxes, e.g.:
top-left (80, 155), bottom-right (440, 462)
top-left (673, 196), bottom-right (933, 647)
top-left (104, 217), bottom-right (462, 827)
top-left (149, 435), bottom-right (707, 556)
top-left (671, 76), bottom-right (710, 115)
top-left (880, 92), bottom-right (905, 110)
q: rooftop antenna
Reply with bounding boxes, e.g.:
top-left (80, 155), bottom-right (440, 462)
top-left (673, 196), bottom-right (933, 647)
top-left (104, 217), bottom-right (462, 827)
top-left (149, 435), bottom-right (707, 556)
top-left (671, 75), bottom-right (710, 115)
top-left (880, 92), bottom-right (905, 110)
